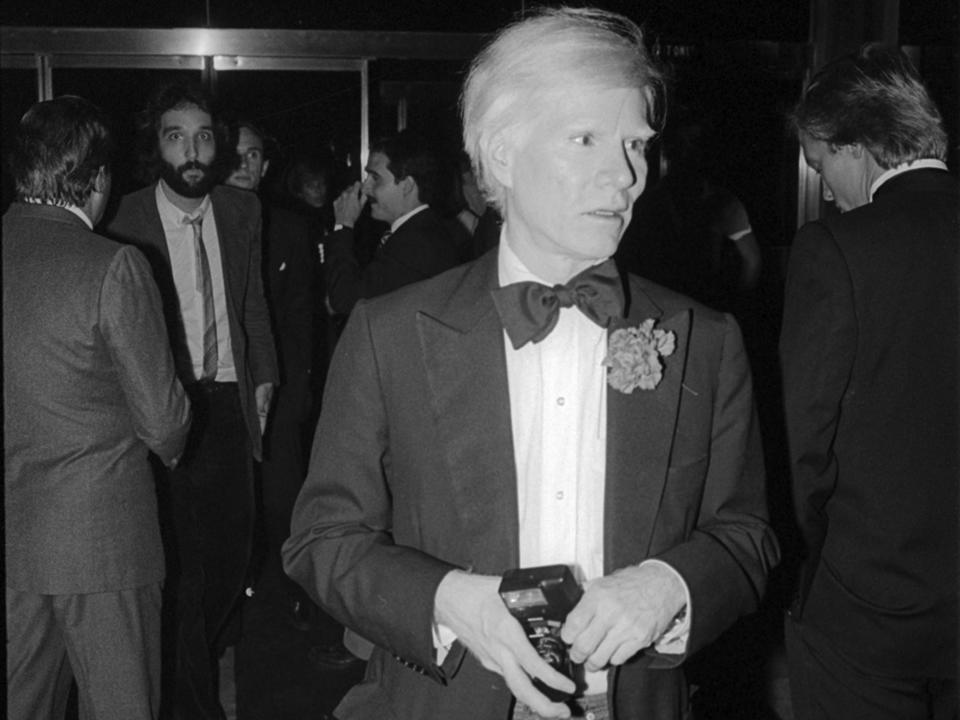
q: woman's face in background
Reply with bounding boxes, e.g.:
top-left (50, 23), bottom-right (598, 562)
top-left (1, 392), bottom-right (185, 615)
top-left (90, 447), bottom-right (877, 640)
top-left (298, 173), bottom-right (328, 208)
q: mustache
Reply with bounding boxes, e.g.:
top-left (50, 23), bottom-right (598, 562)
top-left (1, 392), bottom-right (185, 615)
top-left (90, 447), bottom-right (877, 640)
top-left (177, 160), bottom-right (211, 174)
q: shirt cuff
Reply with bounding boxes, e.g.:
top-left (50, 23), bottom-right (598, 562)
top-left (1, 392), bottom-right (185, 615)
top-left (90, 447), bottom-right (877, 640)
top-left (728, 227), bottom-right (753, 241)
top-left (433, 620), bottom-right (458, 664)
top-left (639, 559), bottom-right (691, 655)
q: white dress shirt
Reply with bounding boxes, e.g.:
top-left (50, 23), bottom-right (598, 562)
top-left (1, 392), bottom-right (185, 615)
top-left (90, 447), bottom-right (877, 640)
top-left (155, 181), bottom-right (236, 382)
top-left (389, 203), bottom-right (429, 234)
top-left (498, 237), bottom-right (689, 694)
top-left (436, 237), bottom-right (691, 694)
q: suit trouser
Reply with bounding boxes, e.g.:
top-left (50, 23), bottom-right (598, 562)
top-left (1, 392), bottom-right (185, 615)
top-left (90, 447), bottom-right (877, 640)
top-left (785, 614), bottom-right (958, 720)
top-left (162, 381), bottom-right (254, 720)
top-left (259, 386), bottom-right (307, 596)
top-left (6, 583), bottom-right (162, 720)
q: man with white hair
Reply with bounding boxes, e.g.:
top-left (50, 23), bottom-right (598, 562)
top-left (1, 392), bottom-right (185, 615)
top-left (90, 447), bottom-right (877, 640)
top-left (284, 8), bottom-right (778, 719)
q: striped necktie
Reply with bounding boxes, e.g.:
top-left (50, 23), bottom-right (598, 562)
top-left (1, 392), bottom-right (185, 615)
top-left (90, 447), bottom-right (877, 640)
top-left (186, 214), bottom-right (219, 380)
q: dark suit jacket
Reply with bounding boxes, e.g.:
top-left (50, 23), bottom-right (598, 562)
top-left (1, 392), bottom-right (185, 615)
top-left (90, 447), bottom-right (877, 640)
top-left (324, 206), bottom-right (461, 314)
top-left (284, 250), bottom-right (779, 719)
top-left (263, 204), bottom-right (314, 405)
top-left (3, 203), bottom-right (191, 594)
top-left (106, 184), bottom-right (279, 460)
top-left (780, 168), bottom-right (958, 678)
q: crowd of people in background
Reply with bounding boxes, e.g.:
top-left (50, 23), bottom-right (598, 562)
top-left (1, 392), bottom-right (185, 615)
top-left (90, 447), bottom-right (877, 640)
top-left (3, 7), bottom-right (956, 720)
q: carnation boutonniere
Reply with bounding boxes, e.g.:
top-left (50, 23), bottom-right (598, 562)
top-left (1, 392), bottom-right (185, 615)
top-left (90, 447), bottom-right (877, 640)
top-left (603, 318), bottom-right (677, 393)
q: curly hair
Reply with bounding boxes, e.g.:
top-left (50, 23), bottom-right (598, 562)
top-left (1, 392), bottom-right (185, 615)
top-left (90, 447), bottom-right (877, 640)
top-left (133, 82), bottom-right (230, 185)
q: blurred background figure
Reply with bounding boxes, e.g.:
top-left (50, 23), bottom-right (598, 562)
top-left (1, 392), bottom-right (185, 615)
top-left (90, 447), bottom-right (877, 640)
top-left (224, 119), bottom-right (359, 682)
top-left (617, 114), bottom-right (762, 312)
top-left (452, 151), bottom-right (501, 260)
top-left (281, 145), bottom-right (337, 237)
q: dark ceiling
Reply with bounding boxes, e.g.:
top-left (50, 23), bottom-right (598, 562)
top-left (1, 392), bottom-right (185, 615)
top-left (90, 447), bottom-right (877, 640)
top-left (3, 1), bottom-right (803, 38)
top-left (1, 0), bottom-right (953, 45)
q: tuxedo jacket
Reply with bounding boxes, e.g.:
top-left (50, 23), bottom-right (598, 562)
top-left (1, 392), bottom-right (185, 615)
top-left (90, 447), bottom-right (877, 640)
top-left (3, 203), bottom-right (191, 594)
top-left (106, 184), bottom-right (278, 460)
top-left (780, 168), bottom-right (958, 678)
top-left (284, 249), bottom-right (779, 719)
top-left (324, 205), bottom-right (462, 314)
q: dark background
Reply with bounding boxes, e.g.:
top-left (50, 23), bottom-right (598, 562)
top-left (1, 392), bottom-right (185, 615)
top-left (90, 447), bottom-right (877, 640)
top-left (0, 0), bottom-right (954, 44)
top-left (2, 0), bottom-right (955, 222)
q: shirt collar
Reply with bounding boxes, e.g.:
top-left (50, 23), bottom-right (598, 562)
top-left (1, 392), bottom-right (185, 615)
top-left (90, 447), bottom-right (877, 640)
top-left (870, 159), bottom-right (948, 200)
top-left (22, 199), bottom-right (93, 229)
top-left (155, 180), bottom-right (211, 227)
top-left (64, 204), bottom-right (94, 229)
top-left (390, 203), bottom-right (428, 233)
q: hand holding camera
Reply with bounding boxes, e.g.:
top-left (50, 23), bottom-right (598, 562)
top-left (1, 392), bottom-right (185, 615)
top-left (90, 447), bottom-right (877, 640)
top-left (499, 565), bottom-right (584, 701)
top-left (434, 570), bottom-right (576, 718)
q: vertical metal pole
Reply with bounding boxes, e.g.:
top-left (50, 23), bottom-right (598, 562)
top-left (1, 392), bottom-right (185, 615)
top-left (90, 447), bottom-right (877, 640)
top-left (360, 59), bottom-right (370, 172)
top-left (397, 96), bottom-right (408, 132)
top-left (202, 55), bottom-right (216, 98)
top-left (36, 53), bottom-right (53, 101)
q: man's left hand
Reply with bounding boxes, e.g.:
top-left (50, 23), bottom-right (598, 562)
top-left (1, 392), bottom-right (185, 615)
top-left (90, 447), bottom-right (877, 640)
top-left (255, 382), bottom-right (274, 434)
top-left (560, 563), bottom-right (685, 671)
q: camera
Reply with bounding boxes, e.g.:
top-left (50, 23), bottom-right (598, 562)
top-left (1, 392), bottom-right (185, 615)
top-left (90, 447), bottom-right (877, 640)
top-left (499, 564), bottom-right (583, 701)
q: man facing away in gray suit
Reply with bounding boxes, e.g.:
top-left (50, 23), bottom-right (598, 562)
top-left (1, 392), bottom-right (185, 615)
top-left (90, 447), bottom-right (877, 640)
top-left (4, 96), bottom-right (191, 719)
top-left (284, 8), bottom-right (779, 720)
top-left (106, 84), bottom-right (278, 719)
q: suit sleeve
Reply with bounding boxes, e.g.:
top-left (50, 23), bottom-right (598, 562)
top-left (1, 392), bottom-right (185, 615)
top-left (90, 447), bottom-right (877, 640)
top-left (283, 301), bottom-right (457, 678)
top-left (99, 245), bottom-right (191, 465)
top-left (779, 222), bottom-right (856, 582)
top-left (244, 204), bottom-right (279, 386)
top-left (654, 313), bottom-right (780, 660)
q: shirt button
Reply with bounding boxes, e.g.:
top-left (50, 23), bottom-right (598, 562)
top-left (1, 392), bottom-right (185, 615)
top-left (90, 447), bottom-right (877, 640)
top-left (556, 397), bottom-right (565, 406)
top-left (585, 712), bottom-right (597, 720)
top-left (556, 491), bottom-right (564, 500)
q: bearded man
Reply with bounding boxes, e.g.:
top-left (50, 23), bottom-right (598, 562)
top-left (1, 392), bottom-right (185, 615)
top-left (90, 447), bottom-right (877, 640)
top-left (106, 83), bottom-right (277, 720)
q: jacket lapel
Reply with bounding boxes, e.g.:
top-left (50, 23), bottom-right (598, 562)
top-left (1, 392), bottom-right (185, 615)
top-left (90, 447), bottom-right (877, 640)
top-left (210, 187), bottom-right (247, 326)
top-left (605, 279), bottom-right (691, 571)
top-left (416, 252), bottom-right (520, 572)
top-left (135, 186), bottom-right (173, 265)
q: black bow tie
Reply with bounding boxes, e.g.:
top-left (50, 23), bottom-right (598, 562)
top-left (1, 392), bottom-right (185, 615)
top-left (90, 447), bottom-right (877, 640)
top-left (492, 259), bottom-right (625, 349)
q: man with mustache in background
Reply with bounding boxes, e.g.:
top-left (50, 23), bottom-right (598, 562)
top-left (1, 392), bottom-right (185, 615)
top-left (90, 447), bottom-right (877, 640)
top-left (107, 83), bottom-right (278, 720)
top-left (324, 129), bottom-right (462, 316)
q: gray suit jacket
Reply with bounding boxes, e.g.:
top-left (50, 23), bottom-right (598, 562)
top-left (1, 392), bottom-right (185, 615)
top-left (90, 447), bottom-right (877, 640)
top-left (106, 183), bottom-right (278, 460)
top-left (3, 203), bottom-right (191, 594)
top-left (284, 250), bottom-right (779, 719)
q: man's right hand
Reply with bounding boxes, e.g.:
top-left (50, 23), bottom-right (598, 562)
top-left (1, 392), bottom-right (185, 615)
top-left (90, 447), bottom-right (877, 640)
top-left (333, 181), bottom-right (366, 228)
top-left (434, 570), bottom-right (575, 719)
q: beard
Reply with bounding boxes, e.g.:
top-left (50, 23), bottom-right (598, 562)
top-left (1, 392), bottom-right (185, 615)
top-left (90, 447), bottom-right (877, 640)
top-left (160, 159), bottom-right (216, 199)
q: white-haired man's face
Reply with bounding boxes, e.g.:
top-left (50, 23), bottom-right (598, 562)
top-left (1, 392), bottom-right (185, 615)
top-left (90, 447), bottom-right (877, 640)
top-left (494, 85), bottom-right (653, 282)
